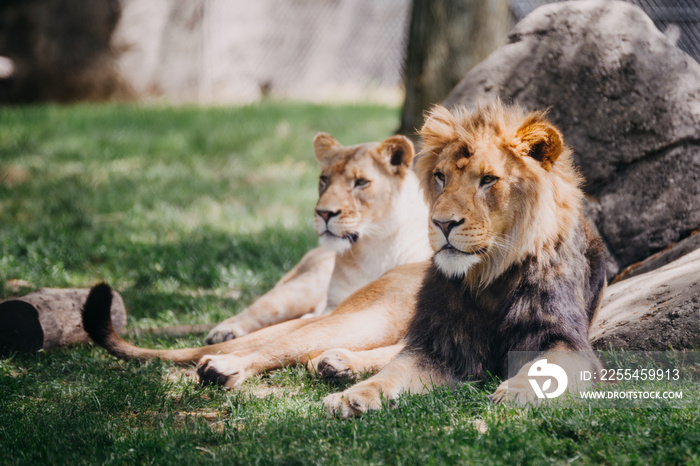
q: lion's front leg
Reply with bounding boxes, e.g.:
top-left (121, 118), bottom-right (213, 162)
top-left (324, 350), bottom-right (451, 418)
top-left (490, 343), bottom-right (601, 405)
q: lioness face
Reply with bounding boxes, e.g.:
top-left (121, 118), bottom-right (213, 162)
top-left (416, 103), bottom-right (573, 280)
top-left (312, 133), bottom-right (415, 254)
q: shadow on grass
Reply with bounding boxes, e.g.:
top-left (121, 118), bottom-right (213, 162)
top-left (1, 222), bottom-right (318, 327)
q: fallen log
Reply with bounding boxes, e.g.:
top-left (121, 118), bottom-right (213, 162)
top-left (0, 287), bottom-right (126, 355)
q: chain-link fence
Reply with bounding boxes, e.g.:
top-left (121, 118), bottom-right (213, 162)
top-left (4, 0), bottom-right (699, 104)
top-left (114, 0), bottom-right (412, 103)
top-left (116, 0), bottom-right (700, 103)
top-left (511, 0), bottom-right (700, 63)
top-left (253, 0), bottom-right (411, 99)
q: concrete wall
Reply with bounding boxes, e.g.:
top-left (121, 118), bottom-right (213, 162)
top-left (113, 0), bottom-right (410, 103)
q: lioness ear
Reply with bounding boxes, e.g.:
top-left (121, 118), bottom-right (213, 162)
top-left (313, 132), bottom-right (341, 163)
top-left (377, 135), bottom-right (415, 177)
top-left (516, 118), bottom-right (563, 171)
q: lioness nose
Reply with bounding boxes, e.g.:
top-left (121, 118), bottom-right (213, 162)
top-left (317, 209), bottom-right (340, 223)
top-left (433, 218), bottom-right (465, 239)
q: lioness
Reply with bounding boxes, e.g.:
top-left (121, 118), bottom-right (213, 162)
top-left (82, 133), bottom-right (432, 380)
top-left (325, 102), bottom-right (607, 417)
top-left (201, 132), bottom-right (431, 343)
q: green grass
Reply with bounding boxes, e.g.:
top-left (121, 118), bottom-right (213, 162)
top-left (1, 103), bottom-right (699, 465)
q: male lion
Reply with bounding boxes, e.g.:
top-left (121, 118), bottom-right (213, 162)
top-left (82, 133), bottom-right (432, 382)
top-left (324, 102), bottom-right (607, 417)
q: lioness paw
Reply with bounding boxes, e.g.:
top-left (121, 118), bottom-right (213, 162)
top-left (205, 322), bottom-right (249, 344)
top-left (197, 355), bottom-right (248, 388)
top-left (310, 349), bottom-right (357, 381)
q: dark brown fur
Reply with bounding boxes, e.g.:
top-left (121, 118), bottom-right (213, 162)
top-left (405, 214), bottom-right (606, 383)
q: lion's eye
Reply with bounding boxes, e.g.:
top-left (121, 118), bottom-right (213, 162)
top-left (354, 178), bottom-right (369, 188)
top-left (480, 175), bottom-right (499, 187)
top-left (434, 172), bottom-right (445, 185)
top-left (319, 175), bottom-right (329, 189)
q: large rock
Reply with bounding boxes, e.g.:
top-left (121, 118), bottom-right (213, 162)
top-left (591, 248), bottom-right (700, 351)
top-left (614, 231), bottom-right (700, 282)
top-left (444, 0), bottom-right (700, 276)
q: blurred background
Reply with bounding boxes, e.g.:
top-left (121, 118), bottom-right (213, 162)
top-left (2, 0), bottom-right (700, 321)
top-left (2, 0), bottom-right (698, 133)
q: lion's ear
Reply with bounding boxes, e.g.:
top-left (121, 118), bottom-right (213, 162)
top-left (313, 132), bottom-right (341, 163)
top-left (516, 118), bottom-right (563, 171)
top-left (377, 135), bottom-right (415, 177)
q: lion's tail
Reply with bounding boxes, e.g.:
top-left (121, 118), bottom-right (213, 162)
top-left (82, 283), bottom-right (226, 364)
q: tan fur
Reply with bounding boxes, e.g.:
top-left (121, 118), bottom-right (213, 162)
top-left (414, 102), bottom-right (583, 286)
top-left (207, 248), bottom-right (335, 343)
top-left (308, 343), bottom-right (405, 381)
top-left (86, 134), bottom-right (432, 384)
top-left (197, 262), bottom-right (428, 387)
top-left (325, 102), bottom-right (603, 417)
top-left (206, 133), bottom-right (431, 342)
top-left (324, 349), bottom-right (452, 417)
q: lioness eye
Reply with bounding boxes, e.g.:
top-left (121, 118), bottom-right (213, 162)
top-left (355, 178), bottom-right (369, 188)
top-left (319, 175), bottom-right (329, 189)
top-left (480, 175), bottom-right (498, 187)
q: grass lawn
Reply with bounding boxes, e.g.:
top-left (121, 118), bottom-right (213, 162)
top-left (1, 102), bottom-right (698, 465)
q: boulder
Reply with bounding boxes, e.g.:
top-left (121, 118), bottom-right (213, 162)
top-left (614, 230), bottom-right (700, 282)
top-left (591, 248), bottom-right (700, 350)
top-left (444, 0), bottom-right (700, 277)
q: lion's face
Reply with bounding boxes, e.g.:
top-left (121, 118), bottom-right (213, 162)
top-left (312, 133), bottom-right (415, 254)
top-left (415, 103), bottom-right (582, 283)
top-left (424, 135), bottom-right (516, 279)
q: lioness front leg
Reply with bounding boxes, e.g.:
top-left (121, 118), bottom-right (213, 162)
top-left (309, 343), bottom-right (405, 381)
top-left (197, 311), bottom-right (404, 388)
top-left (206, 248), bottom-right (335, 343)
top-left (324, 350), bottom-right (452, 418)
top-left (490, 343), bottom-right (601, 405)
top-left (198, 263), bottom-right (426, 388)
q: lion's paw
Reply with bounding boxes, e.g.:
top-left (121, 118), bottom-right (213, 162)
top-left (489, 375), bottom-right (540, 406)
top-left (309, 349), bottom-right (357, 381)
top-left (323, 383), bottom-right (389, 418)
top-left (197, 354), bottom-right (248, 388)
top-left (205, 321), bottom-right (250, 344)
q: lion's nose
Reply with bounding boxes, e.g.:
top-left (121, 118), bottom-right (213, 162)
top-left (432, 218), bottom-right (465, 239)
top-left (317, 209), bottom-right (341, 223)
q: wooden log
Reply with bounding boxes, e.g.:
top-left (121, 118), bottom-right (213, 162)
top-left (0, 287), bottom-right (126, 355)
